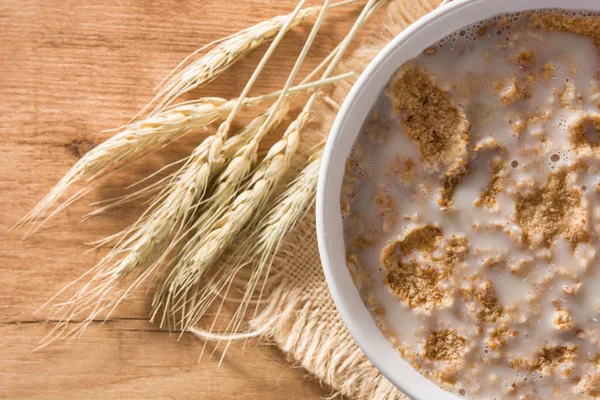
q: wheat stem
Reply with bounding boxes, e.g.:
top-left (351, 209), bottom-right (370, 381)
top-left (216, 0), bottom-right (310, 142)
top-left (36, 66), bottom-right (351, 342)
top-left (180, 150), bottom-right (322, 354)
top-left (99, 0), bottom-right (310, 293)
top-left (37, 95), bottom-right (292, 343)
top-left (229, 149), bottom-right (322, 329)
top-left (156, 113), bottom-right (305, 330)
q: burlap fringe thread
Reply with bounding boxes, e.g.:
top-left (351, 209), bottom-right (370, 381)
top-left (248, 0), bottom-right (441, 398)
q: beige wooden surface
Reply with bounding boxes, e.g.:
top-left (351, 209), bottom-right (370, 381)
top-left (0, 1), bottom-right (374, 398)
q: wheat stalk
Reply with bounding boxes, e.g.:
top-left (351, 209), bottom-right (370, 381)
top-left (240, 148), bottom-right (322, 300)
top-left (36, 70), bottom-right (349, 343)
top-left (35, 0), bottom-right (379, 345)
top-left (143, 0), bottom-right (360, 116)
top-left (180, 0), bottom-right (336, 229)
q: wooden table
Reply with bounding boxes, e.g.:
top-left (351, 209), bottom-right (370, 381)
top-left (0, 1), bottom-right (373, 398)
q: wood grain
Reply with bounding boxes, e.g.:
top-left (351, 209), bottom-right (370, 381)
top-left (0, 1), bottom-right (375, 398)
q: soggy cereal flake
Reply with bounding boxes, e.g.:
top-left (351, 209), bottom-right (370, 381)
top-left (515, 168), bottom-right (589, 247)
top-left (486, 317), bottom-right (518, 351)
top-left (493, 75), bottom-right (530, 105)
top-left (448, 235), bottom-right (469, 255)
top-left (381, 225), bottom-right (458, 313)
top-left (395, 224), bottom-right (443, 255)
top-left (344, 211), bottom-right (382, 251)
top-left (462, 279), bottom-right (504, 322)
top-left (568, 61), bottom-right (579, 78)
top-left (362, 114), bottom-right (389, 144)
top-left (530, 12), bottom-right (600, 45)
top-left (438, 161), bottom-right (469, 210)
top-left (556, 83), bottom-right (583, 110)
top-left (511, 345), bottom-right (577, 375)
top-left (562, 282), bottom-right (582, 295)
top-left (569, 113), bottom-right (600, 156)
top-left (574, 365), bottom-right (600, 395)
top-left (477, 22), bottom-right (494, 37)
top-left (541, 62), bottom-right (556, 79)
top-left (473, 138), bottom-right (508, 154)
top-left (591, 80), bottom-right (600, 108)
top-left (383, 259), bottom-right (455, 313)
top-left (387, 64), bottom-right (470, 171)
top-left (425, 330), bottom-right (468, 365)
top-left (341, 143), bottom-right (372, 217)
top-left (346, 252), bottom-right (363, 288)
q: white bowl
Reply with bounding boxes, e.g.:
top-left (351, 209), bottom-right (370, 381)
top-left (316, 0), bottom-right (600, 399)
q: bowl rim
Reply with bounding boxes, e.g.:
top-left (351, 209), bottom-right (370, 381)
top-left (316, 0), bottom-right (600, 399)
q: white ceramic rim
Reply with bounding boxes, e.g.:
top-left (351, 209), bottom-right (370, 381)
top-left (316, 0), bottom-right (600, 399)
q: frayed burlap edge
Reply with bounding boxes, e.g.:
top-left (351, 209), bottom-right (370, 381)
top-left (249, 1), bottom-right (441, 399)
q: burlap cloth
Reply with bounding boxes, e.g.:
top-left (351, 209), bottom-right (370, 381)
top-left (247, 1), bottom-right (442, 398)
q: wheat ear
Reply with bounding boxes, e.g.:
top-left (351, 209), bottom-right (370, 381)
top-left (175, 0), bottom-right (336, 235)
top-left (14, 97), bottom-right (234, 234)
top-left (223, 150), bottom-right (323, 340)
top-left (21, 0), bottom-right (305, 241)
top-left (80, 73), bottom-right (350, 220)
top-left (15, 81), bottom-right (317, 234)
top-left (143, 0), bottom-right (359, 116)
top-left (179, 114), bottom-right (279, 241)
top-left (81, 73), bottom-right (351, 222)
